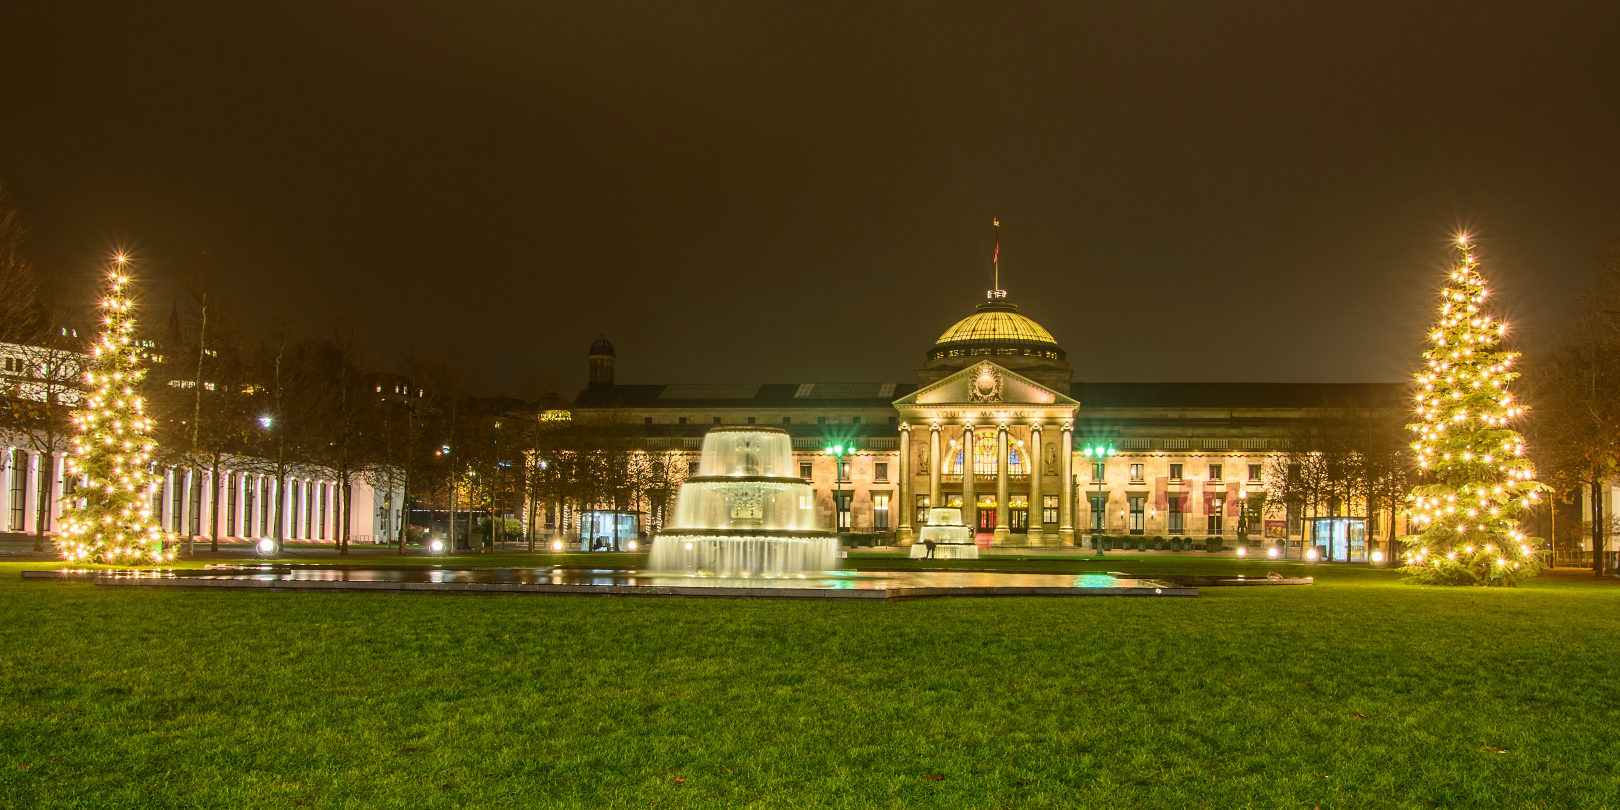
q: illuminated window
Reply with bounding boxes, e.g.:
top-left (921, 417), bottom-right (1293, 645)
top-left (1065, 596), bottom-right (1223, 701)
top-left (1128, 496), bottom-right (1145, 534)
top-left (1088, 495), bottom-right (1107, 532)
top-left (1208, 464), bottom-right (1223, 481)
top-left (916, 494), bottom-right (931, 523)
top-left (1167, 495), bottom-right (1184, 535)
top-left (873, 494), bottom-right (890, 530)
top-left (1129, 463), bottom-right (1143, 483)
top-left (1042, 495), bottom-right (1058, 525)
top-left (1169, 463), bottom-right (1183, 481)
top-left (800, 462), bottom-right (812, 479)
top-left (947, 435), bottom-right (1024, 476)
top-left (1248, 464), bottom-right (1262, 482)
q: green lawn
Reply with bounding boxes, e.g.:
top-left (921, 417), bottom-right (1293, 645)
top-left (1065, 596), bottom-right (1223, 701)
top-left (2, 557), bottom-right (1617, 809)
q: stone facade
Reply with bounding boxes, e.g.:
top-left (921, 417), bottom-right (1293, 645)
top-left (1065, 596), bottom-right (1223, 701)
top-left (574, 287), bottom-right (1407, 548)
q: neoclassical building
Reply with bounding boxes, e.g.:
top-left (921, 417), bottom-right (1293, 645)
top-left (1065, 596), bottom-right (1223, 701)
top-left (575, 286), bottom-right (1409, 558)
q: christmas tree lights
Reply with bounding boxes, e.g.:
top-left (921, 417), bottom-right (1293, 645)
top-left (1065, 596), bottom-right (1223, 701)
top-left (1402, 237), bottom-right (1545, 585)
top-left (58, 257), bottom-right (175, 564)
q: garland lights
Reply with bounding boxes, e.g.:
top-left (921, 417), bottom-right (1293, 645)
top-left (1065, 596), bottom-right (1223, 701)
top-left (1402, 237), bottom-right (1546, 585)
top-left (58, 256), bottom-right (176, 563)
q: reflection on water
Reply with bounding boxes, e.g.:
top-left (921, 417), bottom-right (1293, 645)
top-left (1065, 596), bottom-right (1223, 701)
top-left (77, 565), bottom-right (1175, 592)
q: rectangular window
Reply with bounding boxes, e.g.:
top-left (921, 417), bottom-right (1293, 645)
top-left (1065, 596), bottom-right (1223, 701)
top-left (1208, 498), bottom-right (1224, 535)
top-left (838, 460), bottom-right (851, 482)
top-left (644, 416), bottom-right (653, 424)
top-left (1167, 495), bottom-right (1184, 535)
top-left (1169, 463), bottom-right (1183, 481)
top-left (836, 492), bottom-right (852, 531)
top-left (10, 449), bottom-right (26, 531)
top-left (1128, 463), bottom-right (1143, 483)
top-left (227, 474), bottom-right (239, 537)
top-left (191, 474), bottom-right (203, 536)
top-left (817, 416), bottom-right (827, 425)
top-left (243, 478), bottom-right (255, 538)
top-left (36, 456), bottom-right (52, 532)
top-left (1248, 464), bottom-right (1262, 482)
top-left (800, 462), bottom-right (812, 479)
top-left (1208, 464), bottom-right (1222, 481)
top-left (874, 462), bottom-right (888, 482)
top-left (1128, 496), bottom-right (1145, 534)
top-left (916, 494), bottom-right (931, 524)
top-left (782, 416), bottom-right (791, 424)
top-left (1091, 460), bottom-right (1105, 480)
top-left (873, 494), bottom-right (890, 530)
top-left (170, 473), bottom-right (185, 534)
top-left (1088, 495), bottom-right (1107, 532)
top-left (713, 416), bottom-right (721, 424)
top-left (1043, 495), bottom-right (1059, 525)
top-left (747, 416), bottom-right (756, 424)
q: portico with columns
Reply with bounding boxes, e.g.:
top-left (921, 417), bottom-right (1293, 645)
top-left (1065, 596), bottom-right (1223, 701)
top-left (892, 360), bottom-right (1079, 547)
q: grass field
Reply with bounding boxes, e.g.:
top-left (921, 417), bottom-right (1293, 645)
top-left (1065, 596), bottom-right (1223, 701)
top-left (2, 554), bottom-right (1617, 809)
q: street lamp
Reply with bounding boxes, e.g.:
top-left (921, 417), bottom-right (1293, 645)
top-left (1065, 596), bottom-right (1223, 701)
top-left (824, 442), bottom-right (857, 541)
top-left (1079, 443), bottom-right (1116, 555)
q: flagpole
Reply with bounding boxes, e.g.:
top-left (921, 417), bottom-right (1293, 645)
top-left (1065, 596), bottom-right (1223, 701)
top-left (992, 217), bottom-right (1001, 295)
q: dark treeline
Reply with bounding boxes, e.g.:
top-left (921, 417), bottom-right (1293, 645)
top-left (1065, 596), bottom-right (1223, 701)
top-left (1523, 219), bottom-right (1620, 575)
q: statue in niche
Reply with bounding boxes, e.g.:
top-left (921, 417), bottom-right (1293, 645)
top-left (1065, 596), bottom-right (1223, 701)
top-left (917, 444), bottom-right (930, 475)
top-left (1043, 442), bottom-right (1058, 476)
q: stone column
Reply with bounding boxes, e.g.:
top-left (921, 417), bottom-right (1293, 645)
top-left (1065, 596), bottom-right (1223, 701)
top-left (961, 422), bottom-right (977, 537)
top-left (896, 424), bottom-right (913, 545)
top-left (1028, 423), bottom-right (1045, 547)
top-left (928, 423), bottom-right (941, 510)
top-left (1058, 422), bottom-right (1075, 546)
top-left (993, 423), bottom-right (1011, 546)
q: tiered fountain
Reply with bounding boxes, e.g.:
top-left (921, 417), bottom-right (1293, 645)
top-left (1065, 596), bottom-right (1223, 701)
top-left (648, 427), bottom-right (839, 576)
top-left (909, 507), bottom-right (980, 559)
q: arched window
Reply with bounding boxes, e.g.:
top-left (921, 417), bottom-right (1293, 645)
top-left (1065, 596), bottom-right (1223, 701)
top-left (948, 435), bottom-right (1025, 476)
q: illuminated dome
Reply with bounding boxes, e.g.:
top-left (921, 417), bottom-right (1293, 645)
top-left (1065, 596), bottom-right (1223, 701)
top-left (928, 299), bottom-right (1064, 362)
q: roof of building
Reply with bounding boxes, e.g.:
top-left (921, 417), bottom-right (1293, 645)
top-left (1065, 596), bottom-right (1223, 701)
top-left (934, 301), bottom-right (1058, 348)
top-left (576, 380), bottom-right (1406, 411)
top-left (1070, 381), bottom-right (1407, 409)
top-left (575, 382), bottom-right (921, 409)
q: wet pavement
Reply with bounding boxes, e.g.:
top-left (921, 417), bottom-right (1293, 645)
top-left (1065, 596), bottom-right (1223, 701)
top-left (24, 564), bottom-right (1199, 600)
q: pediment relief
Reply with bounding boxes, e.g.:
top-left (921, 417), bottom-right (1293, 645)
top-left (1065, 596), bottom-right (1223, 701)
top-left (893, 361), bottom-right (1077, 408)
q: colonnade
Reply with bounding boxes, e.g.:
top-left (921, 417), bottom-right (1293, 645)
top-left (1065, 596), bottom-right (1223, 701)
top-left (896, 418), bottom-right (1075, 547)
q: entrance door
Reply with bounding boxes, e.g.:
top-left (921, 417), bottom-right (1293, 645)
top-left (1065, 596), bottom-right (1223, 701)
top-left (978, 510), bottom-right (996, 531)
top-left (1009, 509), bottom-right (1028, 530)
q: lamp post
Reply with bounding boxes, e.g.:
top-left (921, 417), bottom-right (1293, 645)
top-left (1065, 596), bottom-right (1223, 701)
top-left (824, 442), bottom-right (857, 541)
top-left (1079, 443), bottom-right (1116, 556)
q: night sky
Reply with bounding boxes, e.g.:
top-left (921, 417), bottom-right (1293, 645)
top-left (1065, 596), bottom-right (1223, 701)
top-left (3, 2), bottom-right (1618, 395)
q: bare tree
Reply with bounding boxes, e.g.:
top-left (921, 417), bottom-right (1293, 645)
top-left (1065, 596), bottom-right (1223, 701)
top-left (0, 181), bottom-right (43, 344)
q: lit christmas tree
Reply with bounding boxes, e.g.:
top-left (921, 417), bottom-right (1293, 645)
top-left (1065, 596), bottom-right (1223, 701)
top-left (1403, 237), bottom-right (1546, 585)
top-left (58, 256), bottom-right (175, 564)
